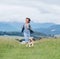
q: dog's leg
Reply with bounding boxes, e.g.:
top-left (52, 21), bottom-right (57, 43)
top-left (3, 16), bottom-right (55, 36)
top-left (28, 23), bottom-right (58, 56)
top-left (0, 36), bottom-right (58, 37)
top-left (28, 42), bottom-right (31, 47)
top-left (25, 42), bottom-right (29, 47)
top-left (31, 42), bottom-right (34, 47)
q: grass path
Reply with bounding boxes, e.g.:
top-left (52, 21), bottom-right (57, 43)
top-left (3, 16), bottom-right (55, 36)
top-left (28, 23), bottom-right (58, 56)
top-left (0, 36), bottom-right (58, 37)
top-left (0, 37), bottom-right (60, 59)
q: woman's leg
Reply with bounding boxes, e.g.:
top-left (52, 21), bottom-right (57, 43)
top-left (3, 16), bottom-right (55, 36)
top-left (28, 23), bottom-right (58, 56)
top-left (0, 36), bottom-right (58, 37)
top-left (24, 33), bottom-right (30, 47)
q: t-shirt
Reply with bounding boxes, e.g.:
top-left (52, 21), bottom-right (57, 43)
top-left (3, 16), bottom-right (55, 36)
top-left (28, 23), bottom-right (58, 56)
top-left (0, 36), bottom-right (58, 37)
top-left (24, 23), bottom-right (30, 34)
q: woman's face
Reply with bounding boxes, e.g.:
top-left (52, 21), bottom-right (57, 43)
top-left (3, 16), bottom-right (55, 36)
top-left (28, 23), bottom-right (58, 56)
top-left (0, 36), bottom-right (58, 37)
top-left (26, 19), bottom-right (29, 23)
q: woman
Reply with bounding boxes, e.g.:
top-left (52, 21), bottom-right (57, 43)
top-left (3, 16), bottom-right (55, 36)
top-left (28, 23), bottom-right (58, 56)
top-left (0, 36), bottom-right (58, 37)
top-left (21, 17), bottom-right (34, 47)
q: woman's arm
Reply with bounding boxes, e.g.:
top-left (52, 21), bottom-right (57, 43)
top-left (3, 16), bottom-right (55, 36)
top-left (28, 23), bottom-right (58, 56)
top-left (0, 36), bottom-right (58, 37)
top-left (21, 25), bottom-right (24, 33)
top-left (29, 25), bottom-right (34, 34)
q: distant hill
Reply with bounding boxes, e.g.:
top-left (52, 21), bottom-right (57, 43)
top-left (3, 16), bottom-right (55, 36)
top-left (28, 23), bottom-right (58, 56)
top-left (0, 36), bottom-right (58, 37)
top-left (31, 22), bottom-right (55, 29)
top-left (48, 25), bottom-right (60, 34)
top-left (34, 24), bottom-right (60, 35)
top-left (0, 22), bottom-right (60, 36)
top-left (0, 22), bottom-right (23, 31)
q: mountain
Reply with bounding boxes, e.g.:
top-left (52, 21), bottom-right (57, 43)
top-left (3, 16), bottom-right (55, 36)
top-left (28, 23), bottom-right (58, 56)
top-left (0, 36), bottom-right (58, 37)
top-left (31, 22), bottom-right (55, 29)
top-left (0, 22), bottom-right (54, 32)
top-left (34, 24), bottom-right (60, 35)
top-left (0, 22), bottom-right (23, 31)
top-left (0, 22), bottom-right (60, 35)
top-left (48, 25), bottom-right (60, 35)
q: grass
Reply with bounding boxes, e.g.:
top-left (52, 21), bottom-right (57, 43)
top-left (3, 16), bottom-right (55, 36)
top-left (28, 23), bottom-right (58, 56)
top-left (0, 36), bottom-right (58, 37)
top-left (0, 36), bottom-right (60, 59)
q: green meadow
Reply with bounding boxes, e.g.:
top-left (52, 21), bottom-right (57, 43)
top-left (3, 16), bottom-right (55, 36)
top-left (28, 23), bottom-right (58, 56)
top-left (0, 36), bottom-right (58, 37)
top-left (0, 36), bottom-right (60, 59)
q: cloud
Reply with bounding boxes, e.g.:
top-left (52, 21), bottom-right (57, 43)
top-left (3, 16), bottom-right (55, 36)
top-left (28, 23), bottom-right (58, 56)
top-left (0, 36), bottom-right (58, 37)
top-left (0, 4), bottom-right (40, 22)
top-left (0, 0), bottom-right (60, 24)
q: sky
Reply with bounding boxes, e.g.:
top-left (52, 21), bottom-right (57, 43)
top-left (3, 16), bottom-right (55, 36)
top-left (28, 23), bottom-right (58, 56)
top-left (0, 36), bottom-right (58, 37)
top-left (0, 0), bottom-right (60, 24)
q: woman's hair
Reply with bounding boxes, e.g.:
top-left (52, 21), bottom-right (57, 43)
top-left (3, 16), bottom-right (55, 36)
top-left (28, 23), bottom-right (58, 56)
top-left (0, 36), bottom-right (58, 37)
top-left (26, 17), bottom-right (31, 23)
